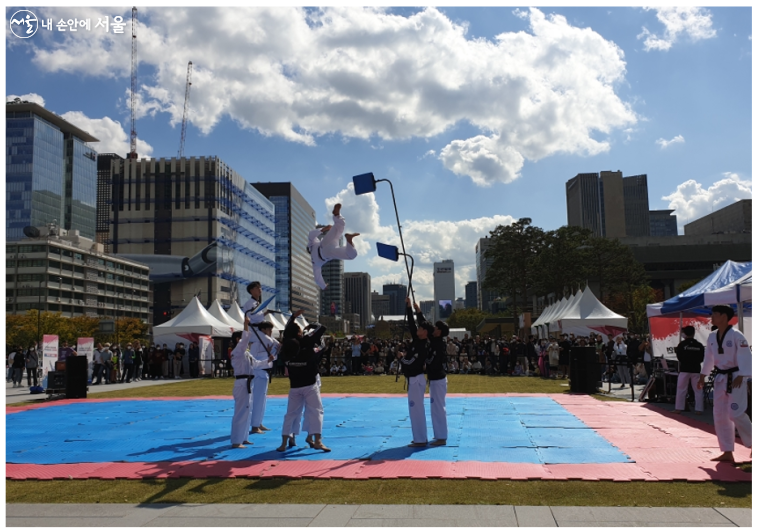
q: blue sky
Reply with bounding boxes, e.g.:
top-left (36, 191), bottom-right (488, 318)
top-left (6, 6), bottom-right (753, 302)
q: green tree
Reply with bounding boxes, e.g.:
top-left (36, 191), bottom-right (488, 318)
top-left (446, 307), bottom-right (489, 334)
top-left (533, 225), bottom-right (593, 298)
top-left (484, 218), bottom-right (545, 329)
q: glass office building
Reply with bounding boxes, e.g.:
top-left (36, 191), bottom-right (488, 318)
top-left (252, 183), bottom-right (319, 323)
top-left (6, 101), bottom-right (98, 241)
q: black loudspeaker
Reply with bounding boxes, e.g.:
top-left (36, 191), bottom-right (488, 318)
top-left (48, 370), bottom-right (66, 389)
top-left (65, 356), bottom-right (88, 399)
top-left (569, 346), bottom-right (598, 394)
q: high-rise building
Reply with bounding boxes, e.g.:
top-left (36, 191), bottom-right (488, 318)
top-left (344, 272), bottom-right (371, 330)
top-left (319, 246), bottom-right (344, 318)
top-left (649, 209), bottom-right (678, 237)
top-left (252, 183), bottom-right (319, 323)
top-left (465, 281), bottom-right (478, 309)
top-left (476, 237), bottom-right (497, 312)
top-left (684, 199), bottom-right (752, 236)
top-left (7, 100), bottom-right (99, 242)
top-left (371, 291), bottom-right (390, 319)
top-left (6, 226), bottom-right (151, 322)
top-left (97, 155), bottom-right (276, 325)
top-left (419, 300), bottom-right (435, 321)
top-left (566, 171), bottom-right (651, 238)
top-left (382, 283), bottom-right (407, 315)
top-left (433, 259), bottom-right (455, 321)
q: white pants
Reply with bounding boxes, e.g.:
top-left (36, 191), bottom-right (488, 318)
top-left (249, 374), bottom-right (269, 428)
top-left (429, 377), bottom-right (448, 441)
top-left (302, 374), bottom-right (321, 434)
top-left (675, 372), bottom-right (704, 412)
top-left (617, 363), bottom-right (630, 384)
top-left (282, 383), bottom-right (323, 436)
top-left (712, 374), bottom-right (752, 452)
top-left (230, 380), bottom-right (252, 445)
top-left (322, 214), bottom-right (357, 261)
top-left (407, 374), bottom-right (428, 443)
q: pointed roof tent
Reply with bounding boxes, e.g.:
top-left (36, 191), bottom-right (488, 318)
top-left (207, 300), bottom-right (243, 331)
top-left (557, 286), bottom-right (628, 339)
top-left (647, 260), bottom-right (752, 317)
top-left (705, 271), bottom-right (752, 306)
top-left (267, 312), bottom-right (289, 331)
top-left (550, 292), bottom-right (578, 332)
top-left (227, 301), bottom-right (245, 324)
top-left (153, 296), bottom-right (235, 337)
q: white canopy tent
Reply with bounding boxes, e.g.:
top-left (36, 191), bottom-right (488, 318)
top-left (207, 299), bottom-right (243, 331)
top-left (537, 297), bottom-right (567, 339)
top-left (549, 290), bottom-right (581, 334)
top-left (227, 300), bottom-right (246, 324)
top-left (153, 297), bottom-right (235, 337)
top-left (555, 286), bottom-right (628, 341)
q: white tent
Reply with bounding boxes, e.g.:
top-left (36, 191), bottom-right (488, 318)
top-left (153, 296), bottom-right (235, 337)
top-left (267, 312), bottom-right (290, 331)
top-left (704, 271), bottom-right (752, 306)
top-left (556, 286), bottom-right (628, 341)
top-left (540, 297), bottom-right (567, 338)
top-left (227, 300), bottom-right (246, 324)
top-left (207, 299), bottom-right (243, 331)
top-left (549, 290), bottom-right (581, 333)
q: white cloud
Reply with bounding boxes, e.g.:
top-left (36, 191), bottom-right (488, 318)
top-left (6, 93), bottom-right (46, 106)
top-left (638, 7), bottom-right (716, 52)
top-left (662, 172), bottom-right (752, 232)
top-left (28, 6), bottom-right (636, 187)
top-left (324, 183), bottom-right (515, 300)
top-left (60, 111), bottom-right (154, 156)
top-left (655, 134), bottom-right (684, 149)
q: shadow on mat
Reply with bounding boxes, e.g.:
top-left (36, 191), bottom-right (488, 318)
top-left (367, 445), bottom-right (432, 460)
top-left (129, 435), bottom-right (230, 461)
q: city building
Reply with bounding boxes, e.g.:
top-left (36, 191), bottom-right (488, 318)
top-left (419, 300), bottom-right (435, 321)
top-left (433, 259), bottom-right (455, 321)
top-left (566, 171), bottom-right (651, 238)
top-left (465, 281), bottom-right (478, 309)
top-left (252, 182), bottom-right (318, 322)
top-left (343, 272), bottom-right (371, 330)
top-left (318, 253), bottom-right (344, 319)
top-left (684, 199), bottom-right (752, 236)
top-left (96, 155), bottom-right (276, 325)
top-left (454, 297), bottom-right (465, 310)
top-left (620, 233), bottom-right (752, 299)
top-left (6, 224), bottom-right (151, 322)
top-left (382, 283), bottom-right (407, 316)
top-left (371, 291), bottom-right (391, 320)
top-left (7, 100), bottom-right (99, 242)
top-left (649, 209), bottom-right (678, 237)
top-left (476, 237), bottom-right (497, 312)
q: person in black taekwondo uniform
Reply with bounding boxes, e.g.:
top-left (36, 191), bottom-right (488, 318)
top-left (414, 301), bottom-right (449, 446)
top-left (401, 297), bottom-right (431, 447)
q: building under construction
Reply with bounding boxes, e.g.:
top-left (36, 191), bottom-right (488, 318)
top-left (96, 155), bottom-right (276, 325)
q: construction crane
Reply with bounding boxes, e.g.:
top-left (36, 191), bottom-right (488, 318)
top-left (128, 6), bottom-right (138, 160)
top-left (178, 61), bottom-right (193, 159)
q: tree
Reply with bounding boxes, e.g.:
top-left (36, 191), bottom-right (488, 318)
top-left (484, 218), bottom-right (545, 329)
top-left (446, 308), bottom-right (489, 334)
top-left (579, 235), bottom-right (622, 305)
top-left (533, 225), bottom-right (593, 298)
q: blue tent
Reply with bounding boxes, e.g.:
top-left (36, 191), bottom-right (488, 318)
top-left (647, 260), bottom-right (752, 317)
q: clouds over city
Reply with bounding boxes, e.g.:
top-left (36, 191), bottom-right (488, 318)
top-left (656, 134), bottom-right (684, 149)
top-left (638, 7), bottom-right (716, 51)
top-left (323, 182), bottom-right (514, 300)
top-left (663, 172), bottom-right (752, 231)
top-left (28, 6), bottom-right (636, 187)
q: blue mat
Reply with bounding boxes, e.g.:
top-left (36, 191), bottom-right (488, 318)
top-left (6, 397), bottom-right (630, 464)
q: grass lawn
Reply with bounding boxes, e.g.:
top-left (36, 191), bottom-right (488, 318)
top-left (7, 374), bottom-right (747, 507)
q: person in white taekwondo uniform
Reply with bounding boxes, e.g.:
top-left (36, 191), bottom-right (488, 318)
top-left (308, 203), bottom-right (360, 289)
top-left (242, 281), bottom-right (269, 326)
top-left (698, 305), bottom-right (752, 463)
top-left (230, 315), bottom-right (276, 448)
top-left (248, 321), bottom-right (280, 434)
top-left (401, 297), bottom-right (431, 447)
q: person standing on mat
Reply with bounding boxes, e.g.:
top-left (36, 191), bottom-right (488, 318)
top-left (277, 310), bottom-right (331, 452)
top-left (402, 297), bottom-right (430, 447)
top-left (698, 305), bottom-right (752, 463)
top-left (230, 315), bottom-right (275, 448)
top-left (249, 321), bottom-right (280, 435)
top-left (414, 301), bottom-right (449, 446)
top-left (674, 326), bottom-right (705, 415)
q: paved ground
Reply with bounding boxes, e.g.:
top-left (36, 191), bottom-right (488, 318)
top-left (5, 504), bottom-right (751, 527)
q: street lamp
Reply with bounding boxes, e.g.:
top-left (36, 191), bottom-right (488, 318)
top-left (353, 172), bottom-right (416, 304)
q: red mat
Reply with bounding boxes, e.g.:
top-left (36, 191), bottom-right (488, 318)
top-left (546, 463), bottom-right (656, 481)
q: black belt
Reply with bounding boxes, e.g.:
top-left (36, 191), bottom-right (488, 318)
top-left (317, 245), bottom-right (325, 262)
top-left (236, 374), bottom-right (254, 393)
top-left (715, 366), bottom-right (740, 393)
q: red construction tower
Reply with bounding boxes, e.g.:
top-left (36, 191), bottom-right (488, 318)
top-left (128, 6), bottom-right (138, 159)
top-left (178, 61), bottom-right (193, 159)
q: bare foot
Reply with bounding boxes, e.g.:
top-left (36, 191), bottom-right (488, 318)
top-left (345, 233), bottom-right (360, 246)
top-left (231, 444), bottom-right (247, 449)
top-left (711, 452), bottom-right (735, 462)
top-left (333, 203), bottom-right (341, 216)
